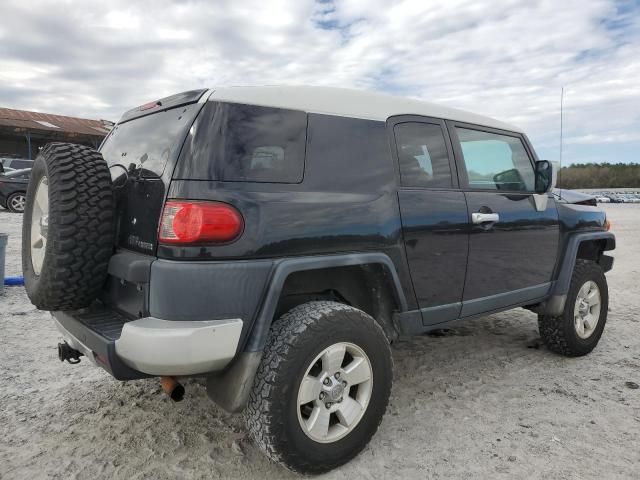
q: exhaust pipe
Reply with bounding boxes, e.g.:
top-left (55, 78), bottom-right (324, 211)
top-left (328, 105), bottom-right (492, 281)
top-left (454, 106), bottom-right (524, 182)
top-left (58, 342), bottom-right (83, 364)
top-left (160, 376), bottom-right (185, 402)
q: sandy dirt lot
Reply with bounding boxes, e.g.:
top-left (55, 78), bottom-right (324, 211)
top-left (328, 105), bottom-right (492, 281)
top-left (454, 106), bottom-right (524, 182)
top-left (1, 205), bottom-right (639, 479)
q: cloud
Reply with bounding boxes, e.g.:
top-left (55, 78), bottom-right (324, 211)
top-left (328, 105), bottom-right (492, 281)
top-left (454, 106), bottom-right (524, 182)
top-left (0, 0), bottom-right (638, 164)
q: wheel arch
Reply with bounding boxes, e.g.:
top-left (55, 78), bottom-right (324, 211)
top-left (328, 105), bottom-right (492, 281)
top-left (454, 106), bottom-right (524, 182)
top-left (542, 231), bottom-right (615, 316)
top-left (206, 253), bottom-right (407, 413)
top-left (245, 253), bottom-right (408, 352)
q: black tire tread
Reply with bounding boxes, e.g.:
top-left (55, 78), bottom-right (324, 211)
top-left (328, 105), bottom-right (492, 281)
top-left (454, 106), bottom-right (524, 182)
top-left (22, 142), bottom-right (114, 310)
top-left (243, 301), bottom-right (392, 474)
top-left (538, 259), bottom-right (607, 357)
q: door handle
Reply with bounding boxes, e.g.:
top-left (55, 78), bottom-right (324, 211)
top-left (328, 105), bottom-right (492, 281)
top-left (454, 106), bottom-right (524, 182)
top-left (472, 212), bottom-right (499, 224)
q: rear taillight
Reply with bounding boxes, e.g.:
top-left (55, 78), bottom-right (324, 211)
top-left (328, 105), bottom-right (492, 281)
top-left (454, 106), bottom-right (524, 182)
top-left (159, 200), bottom-right (244, 244)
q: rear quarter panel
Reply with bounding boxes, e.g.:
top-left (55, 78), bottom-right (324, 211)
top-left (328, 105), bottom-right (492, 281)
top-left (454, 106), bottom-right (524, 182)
top-left (162, 113), bottom-right (417, 309)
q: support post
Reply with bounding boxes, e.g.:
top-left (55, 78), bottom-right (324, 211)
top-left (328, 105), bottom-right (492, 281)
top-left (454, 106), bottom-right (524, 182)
top-left (25, 132), bottom-right (32, 159)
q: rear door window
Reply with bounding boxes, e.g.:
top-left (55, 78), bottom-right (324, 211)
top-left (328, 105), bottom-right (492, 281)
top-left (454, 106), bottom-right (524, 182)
top-left (175, 102), bottom-right (307, 183)
top-left (394, 122), bottom-right (453, 188)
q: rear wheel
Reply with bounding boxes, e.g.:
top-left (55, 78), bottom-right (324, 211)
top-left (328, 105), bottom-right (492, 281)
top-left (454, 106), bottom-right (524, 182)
top-left (538, 260), bottom-right (608, 357)
top-left (22, 143), bottom-right (114, 310)
top-left (244, 301), bottom-right (393, 474)
top-left (7, 192), bottom-right (26, 213)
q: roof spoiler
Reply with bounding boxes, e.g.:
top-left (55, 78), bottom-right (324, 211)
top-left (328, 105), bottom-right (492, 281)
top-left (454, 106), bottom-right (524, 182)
top-left (118, 89), bottom-right (209, 124)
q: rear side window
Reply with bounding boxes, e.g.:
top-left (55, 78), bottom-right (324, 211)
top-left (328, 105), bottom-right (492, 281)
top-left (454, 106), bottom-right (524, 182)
top-left (394, 122), bottom-right (452, 188)
top-left (304, 114), bottom-right (392, 191)
top-left (175, 102), bottom-right (307, 183)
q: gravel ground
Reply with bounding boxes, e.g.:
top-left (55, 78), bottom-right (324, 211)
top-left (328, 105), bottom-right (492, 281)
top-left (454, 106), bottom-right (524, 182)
top-left (1, 205), bottom-right (639, 479)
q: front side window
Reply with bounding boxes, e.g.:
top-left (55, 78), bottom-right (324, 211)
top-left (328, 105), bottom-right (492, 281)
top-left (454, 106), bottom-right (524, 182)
top-left (394, 122), bottom-right (452, 188)
top-left (456, 128), bottom-right (535, 191)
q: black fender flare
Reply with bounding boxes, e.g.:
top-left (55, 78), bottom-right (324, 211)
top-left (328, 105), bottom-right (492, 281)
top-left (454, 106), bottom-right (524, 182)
top-left (206, 252), bottom-right (407, 412)
top-left (245, 252), bottom-right (408, 352)
top-left (544, 231), bottom-right (615, 316)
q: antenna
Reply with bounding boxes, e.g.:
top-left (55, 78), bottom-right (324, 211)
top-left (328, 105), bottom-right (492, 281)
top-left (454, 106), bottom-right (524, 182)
top-left (559, 86), bottom-right (564, 195)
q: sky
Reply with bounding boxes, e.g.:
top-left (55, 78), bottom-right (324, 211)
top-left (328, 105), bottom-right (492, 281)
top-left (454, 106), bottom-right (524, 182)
top-left (0, 0), bottom-right (638, 165)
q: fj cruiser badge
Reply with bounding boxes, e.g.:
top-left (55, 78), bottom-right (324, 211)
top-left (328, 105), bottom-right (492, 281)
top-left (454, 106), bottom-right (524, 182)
top-left (127, 234), bottom-right (153, 251)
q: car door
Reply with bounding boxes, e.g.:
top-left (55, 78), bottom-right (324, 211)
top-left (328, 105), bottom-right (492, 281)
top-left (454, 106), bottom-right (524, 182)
top-left (447, 122), bottom-right (560, 317)
top-left (389, 116), bottom-right (469, 325)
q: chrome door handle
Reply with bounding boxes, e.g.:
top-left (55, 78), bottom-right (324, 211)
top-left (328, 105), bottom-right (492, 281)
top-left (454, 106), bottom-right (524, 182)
top-left (472, 212), bottom-right (499, 224)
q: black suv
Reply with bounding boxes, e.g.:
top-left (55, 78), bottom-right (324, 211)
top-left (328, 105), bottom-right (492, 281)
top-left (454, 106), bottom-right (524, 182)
top-left (0, 168), bottom-right (31, 212)
top-left (1, 156), bottom-right (34, 172)
top-left (21, 87), bottom-right (615, 474)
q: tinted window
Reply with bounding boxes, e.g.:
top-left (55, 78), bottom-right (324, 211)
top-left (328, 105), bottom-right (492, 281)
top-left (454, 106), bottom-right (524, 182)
top-left (456, 128), bottom-right (535, 191)
top-left (175, 102), bottom-right (307, 183)
top-left (12, 160), bottom-right (33, 169)
top-left (100, 104), bottom-right (200, 177)
top-left (394, 122), bottom-right (452, 188)
top-left (304, 114), bottom-right (392, 191)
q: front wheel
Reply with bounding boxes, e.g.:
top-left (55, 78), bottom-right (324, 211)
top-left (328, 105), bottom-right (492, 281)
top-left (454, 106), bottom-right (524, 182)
top-left (244, 301), bottom-right (393, 474)
top-left (538, 259), bottom-right (608, 357)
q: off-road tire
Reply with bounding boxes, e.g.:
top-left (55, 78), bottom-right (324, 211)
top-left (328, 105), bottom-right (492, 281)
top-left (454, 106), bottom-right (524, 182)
top-left (244, 301), bottom-right (393, 474)
top-left (538, 259), bottom-right (608, 356)
top-left (22, 143), bottom-right (114, 310)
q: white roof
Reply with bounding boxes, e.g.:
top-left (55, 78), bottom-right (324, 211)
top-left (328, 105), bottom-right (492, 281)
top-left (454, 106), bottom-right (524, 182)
top-left (208, 86), bottom-right (522, 132)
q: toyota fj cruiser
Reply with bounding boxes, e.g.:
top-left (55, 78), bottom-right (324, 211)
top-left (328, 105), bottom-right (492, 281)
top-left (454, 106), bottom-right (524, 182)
top-left (22, 86), bottom-right (615, 474)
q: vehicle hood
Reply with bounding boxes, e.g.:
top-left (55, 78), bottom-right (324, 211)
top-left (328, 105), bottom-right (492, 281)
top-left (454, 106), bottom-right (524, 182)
top-left (552, 188), bottom-right (597, 206)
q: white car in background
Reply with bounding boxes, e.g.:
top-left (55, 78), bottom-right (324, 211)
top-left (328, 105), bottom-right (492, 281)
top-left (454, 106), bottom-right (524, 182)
top-left (1, 157), bottom-right (34, 171)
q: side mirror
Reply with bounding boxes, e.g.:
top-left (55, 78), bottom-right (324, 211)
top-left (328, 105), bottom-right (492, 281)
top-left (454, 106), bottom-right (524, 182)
top-left (494, 168), bottom-right (527, 191)
top-left (534, 160), bottom-right (553, 194)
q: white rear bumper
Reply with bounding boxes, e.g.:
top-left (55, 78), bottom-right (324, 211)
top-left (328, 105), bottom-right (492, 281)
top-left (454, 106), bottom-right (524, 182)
top-left (114, 317), bottom-right (243, 376)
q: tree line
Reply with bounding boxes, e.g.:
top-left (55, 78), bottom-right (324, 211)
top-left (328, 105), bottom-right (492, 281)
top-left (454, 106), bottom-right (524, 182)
top-left (556, 163), bottom-right (640, 189)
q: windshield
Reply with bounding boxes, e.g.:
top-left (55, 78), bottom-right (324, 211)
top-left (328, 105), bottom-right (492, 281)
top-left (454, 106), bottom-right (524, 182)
top-left (100, 103), bottom-right (201, 178)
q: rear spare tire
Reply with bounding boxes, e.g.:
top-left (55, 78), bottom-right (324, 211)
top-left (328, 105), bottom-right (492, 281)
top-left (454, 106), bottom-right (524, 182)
top-left (22, 143), bottom-right (114, 310)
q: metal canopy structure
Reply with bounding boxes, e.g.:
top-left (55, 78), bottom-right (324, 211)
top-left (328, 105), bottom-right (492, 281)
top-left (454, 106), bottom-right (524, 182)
top-left (0, 107), bottom-right (113, 160)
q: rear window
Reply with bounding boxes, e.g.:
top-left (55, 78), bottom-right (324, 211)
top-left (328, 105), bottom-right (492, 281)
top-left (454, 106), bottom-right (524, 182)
top-left (100, 104), bottom-right (201, 177)
top-left (174, 102), bottom-right (307, 183)
top-left (11, 160), bottom-right (33, 169)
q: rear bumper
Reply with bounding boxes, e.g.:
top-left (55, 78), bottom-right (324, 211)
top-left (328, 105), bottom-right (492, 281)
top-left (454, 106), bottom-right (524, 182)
top-left (115, 317), bottom-right (242, 376)
top-left (52, 309), bottom-right (242, 379)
